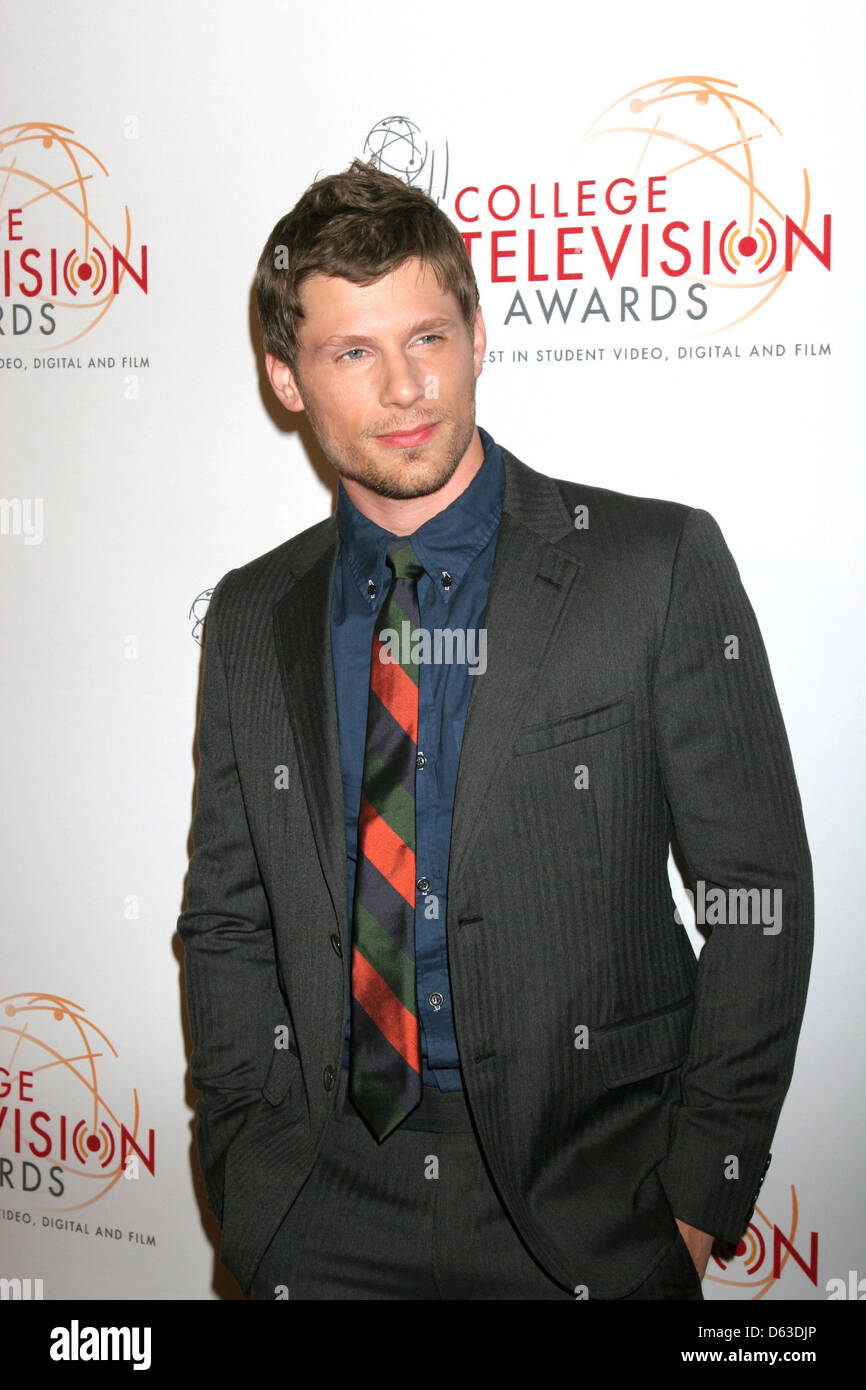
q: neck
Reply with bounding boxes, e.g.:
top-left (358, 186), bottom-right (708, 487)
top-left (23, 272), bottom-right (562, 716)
top-left (340, 429), bottom-right (485, 534)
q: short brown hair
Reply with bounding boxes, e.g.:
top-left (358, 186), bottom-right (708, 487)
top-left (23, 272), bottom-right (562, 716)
top-left (255, 159), bottom-right (479, 371)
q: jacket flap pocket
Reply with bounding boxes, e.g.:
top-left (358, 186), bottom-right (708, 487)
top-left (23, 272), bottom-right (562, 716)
top-left (514, 691), bottom-right (634, 755)
top-left (261, 1045), bottom-right (301, 1106)
top-left (595, 996), bottom-right (694, 1088)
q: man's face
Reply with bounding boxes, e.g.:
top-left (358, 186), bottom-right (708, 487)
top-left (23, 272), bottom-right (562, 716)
top-left (265, 257), bottom-right (486, 500)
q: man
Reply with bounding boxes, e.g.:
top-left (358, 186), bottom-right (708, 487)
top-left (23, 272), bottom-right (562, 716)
top-left (177, 159), bottom-right (813, 1300)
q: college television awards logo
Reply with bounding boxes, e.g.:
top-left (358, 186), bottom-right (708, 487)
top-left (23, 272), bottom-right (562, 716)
top-left (393, 74), bottom-right (830, 335)
top-left (0, 121), bottom-right (148, 350)
top-left (0, 992), bottom-right (155, 1212)
top-left (706, 1186), bottom-right (818, 1299)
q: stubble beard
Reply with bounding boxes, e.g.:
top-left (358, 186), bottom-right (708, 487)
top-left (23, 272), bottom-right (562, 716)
top-left (298, 379), bottom-right (479, 501)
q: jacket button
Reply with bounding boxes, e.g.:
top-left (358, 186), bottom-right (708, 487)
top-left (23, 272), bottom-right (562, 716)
top-left (417, 876), bottom-right (431, 894)
top-left (330, 933), bottom-right (342, 957)
top-left (323, 1065), bottom-right (336, 1091)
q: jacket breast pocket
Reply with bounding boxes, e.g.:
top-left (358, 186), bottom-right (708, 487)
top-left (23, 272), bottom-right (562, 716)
top-left (513, 691), bottom-right (635, 756)
top-left (593, 996), bottom-right (694, 1088)
top-left (261, 1044), bottom-right (302, 1106)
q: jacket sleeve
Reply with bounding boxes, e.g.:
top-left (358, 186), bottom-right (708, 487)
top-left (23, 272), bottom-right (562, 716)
top-left (176, 572), bottom-right (290, 1226)
top-left (651, 508), bottom-right (813, 1244)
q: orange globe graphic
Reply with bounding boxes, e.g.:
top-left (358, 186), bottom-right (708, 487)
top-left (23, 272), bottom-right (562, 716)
top-left (578, 75), bottom-right (820, 332)
top-left (1, 992), bottom-right (148, 1212)
top-left (0, 121), bottom-right (138, 350)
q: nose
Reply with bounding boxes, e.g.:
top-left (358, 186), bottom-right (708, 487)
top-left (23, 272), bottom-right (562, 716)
top-left (378, 347), bottom-right (426, 410)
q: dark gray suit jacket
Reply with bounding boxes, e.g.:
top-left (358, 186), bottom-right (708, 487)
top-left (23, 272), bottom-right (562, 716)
top-left (178, 446), bottom-right (813, 1299)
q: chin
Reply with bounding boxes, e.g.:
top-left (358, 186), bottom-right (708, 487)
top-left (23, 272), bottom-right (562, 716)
top-left (339, 442), bottom-right (465, 500)
top-left (365, 464), bottom-right (457, 501)
top-left (379, 480), bottom-right (448, 500)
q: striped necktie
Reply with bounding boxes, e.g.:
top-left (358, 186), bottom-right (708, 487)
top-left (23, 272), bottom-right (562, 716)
top-left (349, 537), bottom-right (424, 1141)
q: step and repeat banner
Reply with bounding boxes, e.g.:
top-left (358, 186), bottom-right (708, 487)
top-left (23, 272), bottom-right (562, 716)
top-left (2, 0), bottom-right (863, 1301)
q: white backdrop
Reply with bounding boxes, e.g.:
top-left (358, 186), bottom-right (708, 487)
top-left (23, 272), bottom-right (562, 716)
top-left (2, 0), bottom-right (863, 1301)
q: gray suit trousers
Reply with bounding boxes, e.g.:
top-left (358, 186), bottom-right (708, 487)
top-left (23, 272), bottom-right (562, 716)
top-left (250, 1070), bottom-right (703, 1302)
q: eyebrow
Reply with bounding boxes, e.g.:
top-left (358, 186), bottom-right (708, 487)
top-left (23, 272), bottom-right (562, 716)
top-left (315, 316), bottom-right (458, 352)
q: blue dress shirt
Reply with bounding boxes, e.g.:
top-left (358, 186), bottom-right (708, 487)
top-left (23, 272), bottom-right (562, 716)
top-left (331, 425), bottom-right (504, 1091)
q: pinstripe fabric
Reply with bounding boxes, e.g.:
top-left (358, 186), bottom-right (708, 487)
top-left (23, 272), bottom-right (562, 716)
top-left (349, 539), bottom-right (424, 1139)
top-left (178, 443), bottom-right (813, 1298)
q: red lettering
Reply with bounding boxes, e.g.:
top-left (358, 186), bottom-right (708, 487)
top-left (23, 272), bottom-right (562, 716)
top-left (660, 221), bottom-right (691, 277)
top-left (527, 229), bottom-right (548, 281)
top-left (7, 209), bottom-right (23, 241)
top-left (19, 249), bottom-right (42, 298)
top-left (785, 214), bottom-right (831, 271)
top-left (112, 245), bottom-right (148, 294)
top-left (605, 179), bottom-right (637, 216)
top-left (0, 1068), bottom-right (35, 1101)
top-left (28, 1111), bottom-right (51, 1159)
top-left (577, 181), bottom-right (595, 217)
top-left (591, 225), bottom-right (631, 280)
top-left (557, 227), bottom-right (583, 280)
top-left (491, 230), bottom-right (516, 282)
top-left (647, 176), bottom-right (666, 213)
top-left (773, 1226), bottom-right (818, 1284)
top-left (454, 187), bottom-right (478, 222)
top-left (489, 185), bottom-right (519, 221)
top-left (120, 1126), bottom-right (156, 1177)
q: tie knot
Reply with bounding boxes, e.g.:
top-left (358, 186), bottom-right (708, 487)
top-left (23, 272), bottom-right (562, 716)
top-left (386, 538), bottom-right (425, 583)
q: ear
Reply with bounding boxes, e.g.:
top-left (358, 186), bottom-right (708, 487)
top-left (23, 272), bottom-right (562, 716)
top-left (472, 305), bottom-right (487, 379)
top-left (265, 352), bottom-right (305, 412)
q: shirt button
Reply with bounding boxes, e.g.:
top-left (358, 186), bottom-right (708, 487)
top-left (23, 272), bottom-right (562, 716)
top-left (323, 1065), bottom-right (336, 1091)
top-left (367, 579), bottom-right (377, 598)
top-left (330, 933), bottom-right (342, 957)
top-left (416, 750), bottom-right (427, 770)
top-left (417, 876), bottom-right (431, 894)
top-left (429, 992), bottom-right (444, 1009)
top-left (441, 570), bottom-right (452, 589)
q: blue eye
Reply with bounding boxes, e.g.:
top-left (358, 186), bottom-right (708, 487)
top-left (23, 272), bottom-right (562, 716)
top-left (339, 347), bottom-right (366, 362)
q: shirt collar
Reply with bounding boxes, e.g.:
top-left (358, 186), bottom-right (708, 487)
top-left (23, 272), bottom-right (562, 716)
top-left (336, 425), bottom-right (504, 607)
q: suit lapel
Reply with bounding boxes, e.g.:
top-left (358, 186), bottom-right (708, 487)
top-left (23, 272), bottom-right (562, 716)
top-left (449, 454), bottom-right (582, 888)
